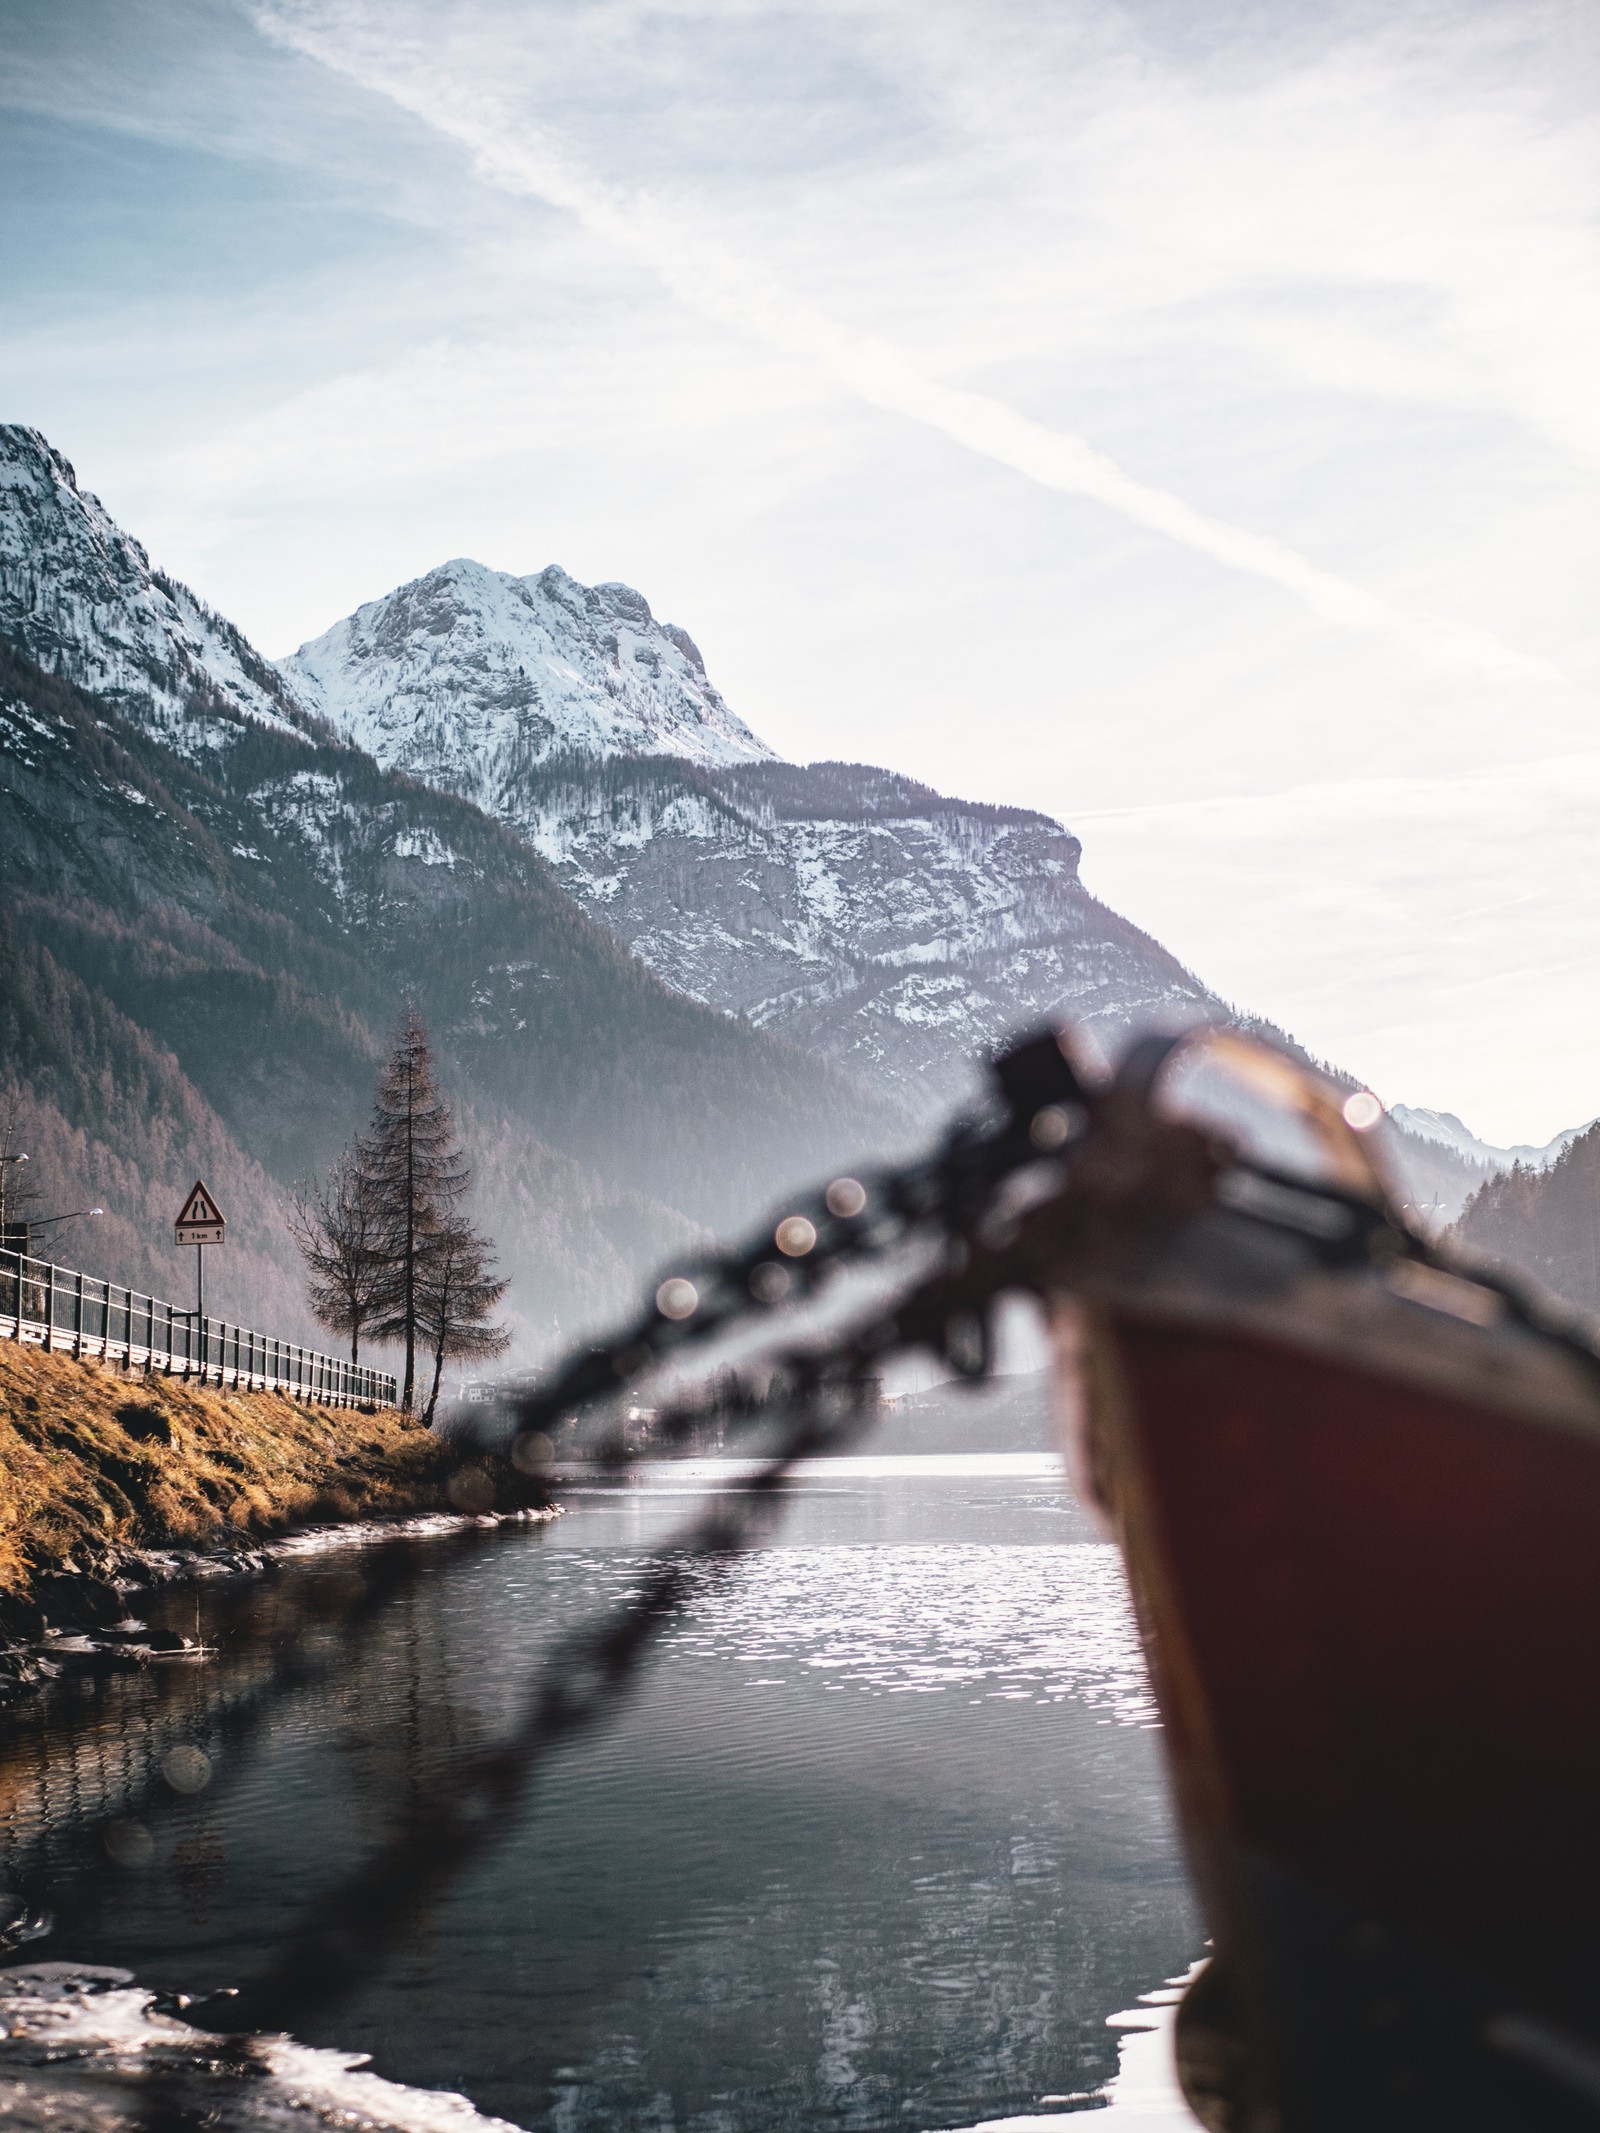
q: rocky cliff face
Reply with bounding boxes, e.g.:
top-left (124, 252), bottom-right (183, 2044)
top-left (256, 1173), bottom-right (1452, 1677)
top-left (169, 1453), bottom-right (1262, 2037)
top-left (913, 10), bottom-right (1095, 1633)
top-left (282, 564), bottom-right (1220, 1113)
top-left (511, 754), bottom-right (1217, 1111)
top-left (277, 542), bottom-right (1503, 1199)
top-left (0, 628), bottom-right (913, 1353)
top-left (0, 427), bottom-right (306, 751)
top-left (0, 433), bottom-right (1231, 1119)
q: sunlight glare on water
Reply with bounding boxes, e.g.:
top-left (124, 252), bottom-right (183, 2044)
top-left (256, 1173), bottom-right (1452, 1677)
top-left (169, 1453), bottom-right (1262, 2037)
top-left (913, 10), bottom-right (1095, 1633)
top-left (670, 1541), bottom-right (1158, 1721)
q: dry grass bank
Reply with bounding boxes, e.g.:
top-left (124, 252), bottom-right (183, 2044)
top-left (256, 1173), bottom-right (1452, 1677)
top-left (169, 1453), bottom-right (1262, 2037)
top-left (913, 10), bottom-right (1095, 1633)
top-left (0, 1343), bottom-right (464, 1608)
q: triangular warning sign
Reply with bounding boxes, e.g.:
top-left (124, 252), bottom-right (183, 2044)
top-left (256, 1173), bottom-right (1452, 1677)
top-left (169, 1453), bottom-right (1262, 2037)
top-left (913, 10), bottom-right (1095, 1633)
top-left (178, 1181), bottom-right (221, 1227)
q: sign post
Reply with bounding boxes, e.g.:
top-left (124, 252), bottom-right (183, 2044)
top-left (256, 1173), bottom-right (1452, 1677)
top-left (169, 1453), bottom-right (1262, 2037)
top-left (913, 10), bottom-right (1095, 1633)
top-left (174, 1180), bottom-right (226, 1336)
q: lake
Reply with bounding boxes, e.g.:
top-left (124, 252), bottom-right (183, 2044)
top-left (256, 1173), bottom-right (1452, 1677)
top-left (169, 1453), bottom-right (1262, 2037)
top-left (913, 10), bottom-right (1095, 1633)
top-left (0, 1438), bottom-right (1203, 2130)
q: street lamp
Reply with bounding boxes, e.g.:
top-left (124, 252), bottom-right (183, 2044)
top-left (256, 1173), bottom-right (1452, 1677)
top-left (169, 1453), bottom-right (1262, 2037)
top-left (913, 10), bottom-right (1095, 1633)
top-left (27, 1208), bottom-right (104, 1241)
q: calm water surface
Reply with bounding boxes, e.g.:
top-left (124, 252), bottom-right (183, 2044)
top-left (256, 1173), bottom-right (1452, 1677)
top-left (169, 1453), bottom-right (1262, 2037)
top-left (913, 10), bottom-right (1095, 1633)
top-left (0, 1447), bottom-right (1201, 2129)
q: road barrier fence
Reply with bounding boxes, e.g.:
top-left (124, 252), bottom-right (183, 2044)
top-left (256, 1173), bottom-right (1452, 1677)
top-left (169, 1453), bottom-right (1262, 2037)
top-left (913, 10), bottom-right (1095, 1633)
top-left (1, 1246), bottom-right (396, 1408)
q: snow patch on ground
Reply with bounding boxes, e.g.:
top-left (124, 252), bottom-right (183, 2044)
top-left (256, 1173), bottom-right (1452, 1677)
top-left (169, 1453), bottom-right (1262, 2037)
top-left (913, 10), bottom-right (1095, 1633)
top-left (0, 1966), bottom-right (527, 2133)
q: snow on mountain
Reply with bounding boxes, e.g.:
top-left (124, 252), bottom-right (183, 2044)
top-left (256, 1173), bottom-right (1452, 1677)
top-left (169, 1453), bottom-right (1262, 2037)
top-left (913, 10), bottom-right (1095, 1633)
top-left (0, 426), bottom-right (305, 748)
top-left (281, 559), bottom-right (773, 804)
top-left (12, 424), bottom-right (1570, 1164)
top-left (286, 561), bottom-right (1223, 1110)
top-left (1388, 1105), bottom-right (1590, 1175)
top-left (0, 429), bottom-right (1241, 1117)
top-left (515, 755), bottom-right (1224, 1108)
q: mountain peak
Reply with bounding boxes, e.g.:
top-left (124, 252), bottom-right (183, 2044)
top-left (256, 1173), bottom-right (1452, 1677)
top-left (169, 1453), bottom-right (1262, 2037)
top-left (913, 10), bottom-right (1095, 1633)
top-left (0, 424), bottom-right (88, 509)
top-left (281, 557), bottom-right (774, 794)
top-left (592, 579), bottom-right (654, 623)
top-left (0, 422), bottom-right (304, 746)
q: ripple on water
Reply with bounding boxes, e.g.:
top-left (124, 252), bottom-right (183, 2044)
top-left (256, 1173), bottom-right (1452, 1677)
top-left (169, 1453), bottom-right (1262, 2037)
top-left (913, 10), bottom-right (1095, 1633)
top-left (665, 1542), bottom-right (1157, 1724)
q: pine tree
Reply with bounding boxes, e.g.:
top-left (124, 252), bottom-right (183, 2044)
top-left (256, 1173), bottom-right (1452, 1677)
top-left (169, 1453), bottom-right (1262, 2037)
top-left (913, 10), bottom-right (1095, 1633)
top-left (362, 1009), bottom-right (470, 1410)
top-left (416, 1215), bottom-right (510, 1426)
top-left (289, 1151), bottom-right (385, 1363)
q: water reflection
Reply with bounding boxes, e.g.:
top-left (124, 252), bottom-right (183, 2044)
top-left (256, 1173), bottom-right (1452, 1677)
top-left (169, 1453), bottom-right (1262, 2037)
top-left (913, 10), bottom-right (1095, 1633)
top-left (0, 1448), bottom-right (1201, 2130)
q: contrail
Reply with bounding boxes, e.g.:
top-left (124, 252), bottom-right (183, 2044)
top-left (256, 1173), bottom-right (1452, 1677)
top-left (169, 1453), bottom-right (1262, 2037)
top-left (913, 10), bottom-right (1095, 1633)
top-left (258, 6), bottom-right (1566, 690)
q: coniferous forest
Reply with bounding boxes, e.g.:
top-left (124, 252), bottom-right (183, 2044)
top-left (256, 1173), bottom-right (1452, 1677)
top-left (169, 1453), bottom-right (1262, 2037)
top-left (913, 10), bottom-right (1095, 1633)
top-left (1453, 1126), bottom-right (1600, 1318)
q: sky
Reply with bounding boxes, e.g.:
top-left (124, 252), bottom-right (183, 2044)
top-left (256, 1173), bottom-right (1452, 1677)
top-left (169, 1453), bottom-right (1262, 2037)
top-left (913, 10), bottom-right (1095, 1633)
top-left (2, 0), bottom-right (1598, 1143)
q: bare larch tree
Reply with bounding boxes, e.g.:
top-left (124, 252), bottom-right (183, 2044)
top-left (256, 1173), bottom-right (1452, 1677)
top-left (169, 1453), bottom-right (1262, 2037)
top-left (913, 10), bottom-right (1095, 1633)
top-left (289, 1151), bottom-right (385, 1363)
top-left (292, 1010), bottom-right (507, 1410)
top-left (416, 1214), bottom-right (511, 1425)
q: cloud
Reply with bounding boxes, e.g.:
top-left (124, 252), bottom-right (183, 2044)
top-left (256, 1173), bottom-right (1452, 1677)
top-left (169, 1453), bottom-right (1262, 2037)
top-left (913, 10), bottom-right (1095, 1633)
top-left (856, 0), bottom-right (1600, 467)
top-left (19, 0), bottom-right (1595, 1132)
top-left (253, 1), bottom-right (1567, 691)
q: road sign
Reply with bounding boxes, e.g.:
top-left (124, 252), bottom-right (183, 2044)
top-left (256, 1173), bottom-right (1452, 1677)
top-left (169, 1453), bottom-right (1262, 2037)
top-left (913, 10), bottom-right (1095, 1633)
top-left (175, 1180), bottom-right (226, 1247)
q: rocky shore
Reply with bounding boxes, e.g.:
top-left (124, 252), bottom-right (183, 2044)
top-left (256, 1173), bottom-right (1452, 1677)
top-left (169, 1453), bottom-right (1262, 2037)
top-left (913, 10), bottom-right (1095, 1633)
top-left (0, 1344), bottom-right (541, 1699)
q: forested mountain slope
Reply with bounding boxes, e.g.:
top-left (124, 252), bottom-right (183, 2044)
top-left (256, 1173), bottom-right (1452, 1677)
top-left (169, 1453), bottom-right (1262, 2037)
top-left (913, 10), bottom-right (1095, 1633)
top-left (282, 555), bottom-right (1552, 1182)
top-left (1452, 1127), bottom-right (1600, 1318)
top-left (0, 633), bottom-right (909, 1359)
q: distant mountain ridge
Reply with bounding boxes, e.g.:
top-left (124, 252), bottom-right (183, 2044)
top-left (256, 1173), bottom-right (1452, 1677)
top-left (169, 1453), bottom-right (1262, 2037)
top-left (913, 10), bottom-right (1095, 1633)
top-left (0, 426), bottom-right (912, 1360)
top-left (1390, 1105), bottom-right (1591, 1176)
top-left (276, 563), bottom-right (1572, 1196)
top-left (1, 427), bottom-right (1220, 1117)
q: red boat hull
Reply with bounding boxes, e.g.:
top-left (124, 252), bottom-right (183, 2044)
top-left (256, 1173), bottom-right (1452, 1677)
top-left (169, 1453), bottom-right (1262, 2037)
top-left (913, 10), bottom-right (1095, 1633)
top-left (1075, 1301), bottom-right (1600, 2129)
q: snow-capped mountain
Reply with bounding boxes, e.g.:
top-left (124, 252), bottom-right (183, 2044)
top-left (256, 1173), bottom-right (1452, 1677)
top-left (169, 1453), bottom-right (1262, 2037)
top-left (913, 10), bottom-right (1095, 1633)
top-left (0, 436), bottom-right (916, 1354)
top-left (1, 432), bottom-right (1545, 1170)
top-left (283, 558), bottom-right (772, 801)
top-left (281, 562), bottom-right (1220, 1112)
top-left (3, 423), bottom-right (1548, 1337)
top-left (0, 427), bottom-right (1213, 1118)
top-left (0, 426), bottom-right (304, 747)
top-left (1389, 1105), bottom-right (1590, 1176)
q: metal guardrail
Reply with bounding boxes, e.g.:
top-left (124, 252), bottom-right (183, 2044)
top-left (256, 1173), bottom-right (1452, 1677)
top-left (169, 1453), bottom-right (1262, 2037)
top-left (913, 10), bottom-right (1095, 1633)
top-left (1, 1247), bottom-right (396, 1408)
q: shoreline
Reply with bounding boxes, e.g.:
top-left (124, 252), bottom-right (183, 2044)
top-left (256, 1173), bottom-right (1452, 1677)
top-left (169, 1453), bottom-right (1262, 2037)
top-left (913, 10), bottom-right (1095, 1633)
top-left (0, 1343), bottom-right (551, 1700)
top-left (0, 1959), bottom-right (1203, 2132)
